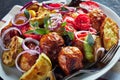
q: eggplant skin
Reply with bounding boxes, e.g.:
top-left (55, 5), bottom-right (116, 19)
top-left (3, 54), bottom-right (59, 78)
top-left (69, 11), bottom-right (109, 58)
top-left (100, 17), bottom-right (119, 51)
top-left (2, 36), bottom-right (23, 66)
top-left (58, 46), bottom-right (83, 75)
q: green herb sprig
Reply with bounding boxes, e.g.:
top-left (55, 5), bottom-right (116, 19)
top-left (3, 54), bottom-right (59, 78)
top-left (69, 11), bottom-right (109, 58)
top-left (25, 16), bottom-right (51, 35)
top-left (61, 22), bottom-right (74, 40)
top-left (24, 9), bottom-right (30, 19)
top-left (61, 6), bottom-right (69, 11)
top-left (44, 16), bottom-right (50, 29)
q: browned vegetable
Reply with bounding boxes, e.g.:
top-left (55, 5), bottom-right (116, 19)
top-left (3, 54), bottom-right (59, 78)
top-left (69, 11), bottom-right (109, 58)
top-left (58, 46), bottom-right (83, 75)
top-left (40, 32), bottom-right (64, 63)
top-left (2, 36), bottom-right (23, 66)
top-left (88, 9), bottom-right (106, 31)
top-left (30, 6), bottom-right (52, 25)
top-left (20, 53), bottom-right (52, 80)
top-left (1, 21), bottom-right (20, 47)
top-left (27, 2), bottom-right (39, 12)
top-left (93, 36), bottom-right (104, 61)
top-left (19, 53), bottom-right (38, 71)
top-left (100, 17), bottom-right (119, 50)
top-left (72, 39), bottom-right (84, 53)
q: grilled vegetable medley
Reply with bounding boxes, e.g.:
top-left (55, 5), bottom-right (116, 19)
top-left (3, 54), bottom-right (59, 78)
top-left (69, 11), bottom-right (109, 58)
top-left (0, 0), bottom-right (119, 80)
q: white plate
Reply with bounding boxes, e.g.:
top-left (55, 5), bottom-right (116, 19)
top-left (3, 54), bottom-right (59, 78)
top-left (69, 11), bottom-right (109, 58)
top-left (0, 1), bottom-right (120, 80)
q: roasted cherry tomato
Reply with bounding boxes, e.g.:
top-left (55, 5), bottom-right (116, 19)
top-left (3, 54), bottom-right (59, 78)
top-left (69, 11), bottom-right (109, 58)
top-left (63, 16), bottom-right (77, 30)
top-left (75, 31), bottom-right (88, 38)
top-left (64, 16), bottom-right (74, 23)
top-left (49, 3), bottom-right (62, 7)
top-left (75, 14), bottom-right (91, 30)
top-left (80, 1), bottom-right (99, 11)
top-left (21, 26), bottom-right (41, 40)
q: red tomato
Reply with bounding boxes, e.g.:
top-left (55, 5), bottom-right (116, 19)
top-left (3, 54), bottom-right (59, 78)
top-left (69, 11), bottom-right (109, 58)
top-left (63, 16), bottom-right (77, 30)
top-left (75, 31), bottom-right (88, 40)
top-left (77, 33), bottom-right (87, 38)
top-left (75, 14), bottom-right (91, 30)
top-left (49, 3), bottom-right (62, 7)
top-left (23, 34), bottom-right (41, 40)
top-left (80, 1), bottom-right (99, 11)
top-left (77, 8), bottom-right (88, 14)
top-left (20, 26), bottom-right (41, 40)
top-left (75, 31), bottom-right (88, 37)
top-left (64, 16), bottom-right (74, 23)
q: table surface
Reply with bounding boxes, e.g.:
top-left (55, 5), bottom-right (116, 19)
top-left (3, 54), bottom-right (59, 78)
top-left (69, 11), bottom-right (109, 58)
top-left (0, 0), bottom-right (120, 80)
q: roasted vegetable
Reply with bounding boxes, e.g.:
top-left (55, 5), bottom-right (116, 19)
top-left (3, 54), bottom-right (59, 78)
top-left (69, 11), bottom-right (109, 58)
top-left (0, 1), bottom-right (120, 80)
top-left (93, 36), bottom-right (104, 62)
top-left (2, 36), bottom-right (23, 66)
top-left (88, 9), bottom-right (106, 31)
top-left (58, 46), bottom-right (83, 75)
top-left (26, 2), bottom-right (39, 12)
top-left (40, 32), bottom-right (64, 63)
top-left (20, 53), bottom-right (53, 80)
top-left (84, 34), bottom-right (94, 62)
top-left (72, 39), bottom-right (84, 53)
top-left (30, 6), bottom-right (54, 25)
top-left (100, 17), bottom-right (119, 50)
top-left (19, 52), bottom-right (38, 72)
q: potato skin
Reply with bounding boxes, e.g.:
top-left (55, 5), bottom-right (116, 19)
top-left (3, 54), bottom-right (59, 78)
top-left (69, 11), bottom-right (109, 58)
top-left (40, 32), bottom-right (64, 63)
top-left (58, 46), bottom-right (83, 75)
top-left (100, 17), bottom-right (119, 51)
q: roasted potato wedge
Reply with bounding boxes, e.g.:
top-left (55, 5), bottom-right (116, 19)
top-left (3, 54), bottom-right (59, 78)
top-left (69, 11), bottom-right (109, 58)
top-left (2, 36), bottom-right (23, 66)
top-left (100, 17), bottom-right (119, 50)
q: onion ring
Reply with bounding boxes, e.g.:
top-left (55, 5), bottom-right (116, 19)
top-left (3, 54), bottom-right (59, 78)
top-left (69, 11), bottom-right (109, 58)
top-left (95, 47), bottom-right (105, 61)
top-left (1, 27), bottom-right (22, 40)
top-left (22, 37), bottom-right (40, 51)
top-left (47, 14), bottom-right (62, 30)
top-left (15, 50), bottom-right (40, 72)
top-left (11, 12), bottom-right (30, 29)
top-left (74, 30), bottom-right (97, 43)
top-left (20, 0), bottom-right (38, 11)
top-left (74, 31), bottom-right (88, 43)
